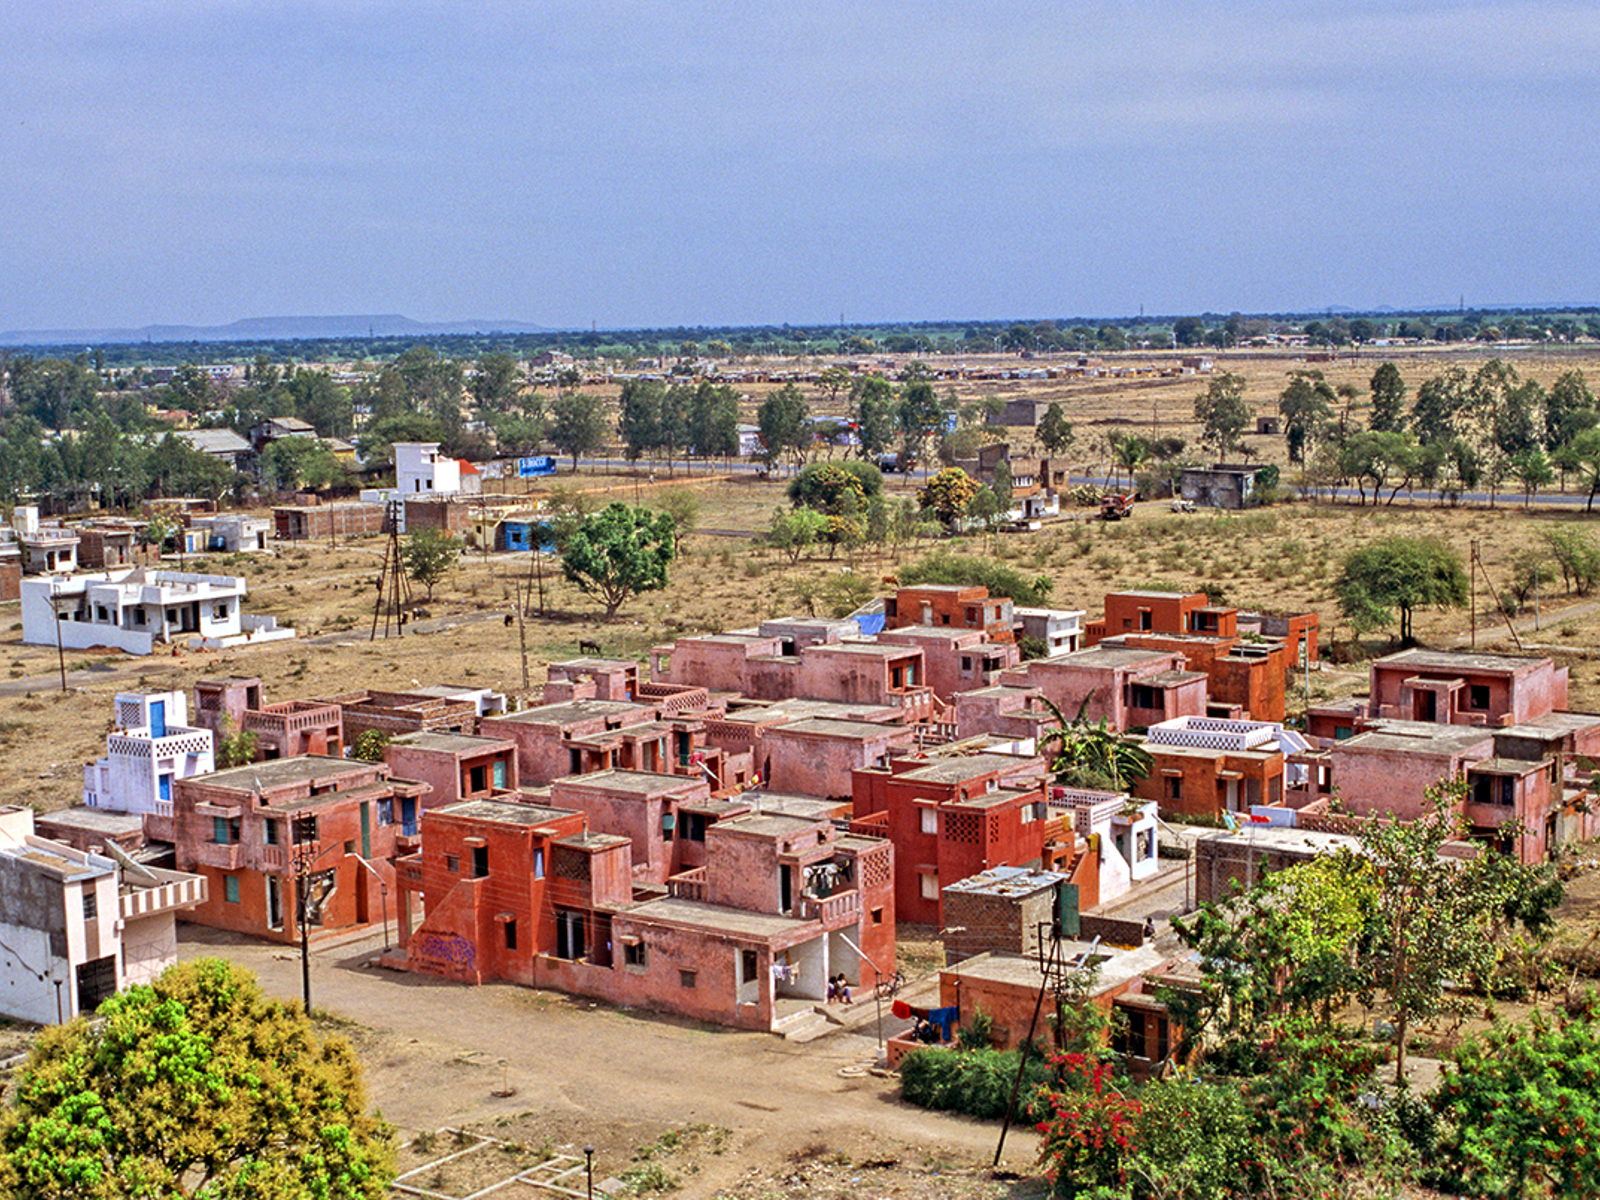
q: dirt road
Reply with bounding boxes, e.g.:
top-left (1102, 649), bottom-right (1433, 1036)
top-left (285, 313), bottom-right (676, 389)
top-left (177, 928), bottom-right (1040, 1194)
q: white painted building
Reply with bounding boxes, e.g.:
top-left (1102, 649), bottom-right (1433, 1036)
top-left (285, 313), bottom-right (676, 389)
top-left (20, 567), bottom-right (295, 655)
top-left (395, 442), bottom-right (462, 496)
top-left (1051, 789), bottom-right (1162, 900)
top-left (84, 691), bottom-right (215, 817)
top-left (188, 513), bottom-right (271, 553)
top-left (0, 806), bottom-right (206, 1024)
top-left (1014, 607), bottom-right (1085, 657)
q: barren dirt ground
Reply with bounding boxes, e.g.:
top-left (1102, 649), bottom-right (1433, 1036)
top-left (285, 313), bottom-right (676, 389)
top-left (177, 927), bottom-right (1045, 1199)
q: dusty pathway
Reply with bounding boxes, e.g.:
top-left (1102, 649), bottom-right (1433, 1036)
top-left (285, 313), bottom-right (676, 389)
top-left (177, 928), bottom-right (1036, 1180)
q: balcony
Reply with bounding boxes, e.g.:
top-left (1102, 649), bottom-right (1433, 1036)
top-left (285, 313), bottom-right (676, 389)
top-left (666, 867), bottom-right (707, 902)
top-left (193, 841), bottom-right (243, 870)
top-left (121, 873), bottom-right (207, 919)
top-left (796, 888), bottom-right (860, 925)
top-left (261, 845), bottom-right (288, 870)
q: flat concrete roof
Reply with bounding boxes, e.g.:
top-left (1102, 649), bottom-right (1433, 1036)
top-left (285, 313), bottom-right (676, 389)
top-left (389, 732), bottom-right (513, 755)
top-left (764, 717), bottom-right (904, 740)
top-left (554, 831), bottom-right (630, 851)
top-left (493, 700), bottom-right (650, 725)
top-left (1041, 646), bottom-right (1175, 668)
top-left (943, 946), bottom-right (1173, 995)
top-left (621, 897), bottom-right (814, 939)
top-left (945, 866), bottom-right (1065, 898)
top-left (549, 657), bottom-right (637, 672)
top-left (718, 699), bottom-right (898, 725)
top-left (1195, 826), bottom-right (1361, 856)
top-left (898, 753), bottom-right (1034, 783)
top-left (0, 841), bottom-right (110, 881)
top-left (201, 755), bottom-right (374, 791)
top-left (1344, 723), bottom-right (1495, 754)
top-left (744, 793), bottom-right (849, 819)
top-left (553, 769), bottom-right (703, 796)
top-left (35, 807), bottom-right (145, 835)
top-left (1377, 648), bottom-right (1546, 673)
top-left (713, 812), bottom-right (825, 839)
top-left (1471, 756), bottom-right (1549, 775)
top-left (807, 641), bottom-right (915, 658)
top-left (438, 800), bottom-right (576, 825)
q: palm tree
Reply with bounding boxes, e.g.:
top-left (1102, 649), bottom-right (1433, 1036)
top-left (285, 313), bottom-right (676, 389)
top-left (1110, 434), bottom-right (1149, 491)
top-left (1037, 696), bottom-right (1153, 792)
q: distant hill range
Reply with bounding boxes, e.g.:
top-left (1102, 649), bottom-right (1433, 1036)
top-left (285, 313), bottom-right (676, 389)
top-left (0, 314), bottom-right (556, 347)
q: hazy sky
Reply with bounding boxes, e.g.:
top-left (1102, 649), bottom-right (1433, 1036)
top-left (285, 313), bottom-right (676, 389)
top-left (3, 1), bottom-right (1597, 332)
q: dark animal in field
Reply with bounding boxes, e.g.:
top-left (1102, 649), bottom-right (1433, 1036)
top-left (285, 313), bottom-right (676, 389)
top-left (579, 638), bottom-right (602, 656)
top-left (504, 613), bottom-right (515, 627)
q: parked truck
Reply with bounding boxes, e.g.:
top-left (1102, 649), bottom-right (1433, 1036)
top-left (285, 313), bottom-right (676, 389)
top-left (1099, 492), bottom-right (1136, 521)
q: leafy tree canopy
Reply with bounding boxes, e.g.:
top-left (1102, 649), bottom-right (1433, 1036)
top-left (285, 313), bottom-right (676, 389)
top-left (1333, 534), bottom-right (1467, 643)
top-left (560, 502), bottom-right (676, 620)
top-left (896, 550), bottom-right (1053, 606)
top-left (399, 527), bottom-right (461, 601)
top-left (787, 460), bottom-right (883, 514)
top-left (0, 958), bottom-right (394, 1199)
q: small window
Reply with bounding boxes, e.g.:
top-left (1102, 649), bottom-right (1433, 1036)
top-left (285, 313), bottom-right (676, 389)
top-left (224, 875), bottom-right (240, 904)
top-left (264, 819), bottom-right (281, 846)
top-left (212, 816), bottom-right (230, 844)
top-left (293, 815), bottom-right (319, 844)
top-left (533, 848), bottom-right (545, 880)
top-left (1469, 684), bottom-right (1491, 710)
top-left (626, 942), bottom-right (648, 967)
top-left (741, 948), bottom-right (758, 980)
top-left (1165, 776), bottom-right (1182, 801)
top-left (343, 840), bottom-right (356, 856)
top-left (445, 854), bottom-right (460, 873)
top-left (661, 811), bottom-right (675, 841)
top-left (920, 809), bottom-right (937, 835)
top-left (871, 907), bottom-right (884, 926)
top-left (377, 800), bottom-right (394, 825)
top-left (472, 846), bottom-right (489, 878)
top-left (212, 603), bottom-right (229, 621)
top-left (504, 921), bottom-right (518, 951)
top-left (679, 969), bottom-right (697, 989)
top-left (469, 764), bottom-right (488, 793)
top-left (82, 889), bottom-right (98, 920)
top-left (920, 872), bottom-right (939, 900)
top-left (684, 812), bottom-right (707, 842)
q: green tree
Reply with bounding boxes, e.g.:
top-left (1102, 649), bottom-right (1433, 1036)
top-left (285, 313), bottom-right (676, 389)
top-left (215, 716), bottom-right (259, 769)
top-left (1359, 781), bottom-right (1560, 1083)
top-left (1337, 430), bottom-right (1419, 506)
top-left (896, 374), bottom-right (944, 472)
top-left (399, 527), bottom-right (461, 601)
top-left (1544, 369), bottom-right (1597, 451)
top-left (1508, 446), bottom-right (1554, 507)
top-left (1036, 402), bottom-right (1075, 455)
top-left (1333, 535), bottom-right (1467, 643)
top-left (765, 506), bottom-right (827, 564)
top-left (917, 467), bottom-right (980, 527)
top-left (1278, 370), bottom-right (1336, 464)
top-left (1037, 697), bottom-right (1152, 792)
top-left (548, 391), bottom-right (607, 471)
top-left (850, 375), bottom-right (898, 462)
top-left (1194, 372), bottom-right (1251, 459)
top-left (355, 414), bottom-right (449, 471)
top-left (683, 381), bottom-right (739, 462)
top-left (470, 351), bottom-right (522, 412)
top-left (654, 487), bottom-right (700, 554)
top-left (616, 377), bottom-right (664, 465)
top-left (0, 958), bottom-right (394, 1199)
top-left (1109, 433), bottom-right (1148, 489)
top-left (1368, 361), bottom-right (1408, 433)
top-left (756, 384), bottom-right (810, 471)
top-left (1411, 366), bottom-right (1470, 445)
top-left (258, 436), bottom-right (348, 493)
top-left (351, 729), bottom-right (393, 763)
top-left (787, 461), bottom-right (883, 514)
top-left (560, 503), bottom-right (676, 620)
top-left (1435, 1012), bottom-right (1600, 1199)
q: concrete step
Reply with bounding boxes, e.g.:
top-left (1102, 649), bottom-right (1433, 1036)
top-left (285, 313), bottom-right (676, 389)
top-left (777, 1009), bottom-right (835, 1042)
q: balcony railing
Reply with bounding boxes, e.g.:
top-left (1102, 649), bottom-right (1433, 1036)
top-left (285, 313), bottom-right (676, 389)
top-left (797, 888), bottom-right (860, 925)
top-left (120, 875), bottom-right (207, 919)
top-left (666, 867), bottom-right (707, 902)
top-left (193, 841), bottom-right (243, 870)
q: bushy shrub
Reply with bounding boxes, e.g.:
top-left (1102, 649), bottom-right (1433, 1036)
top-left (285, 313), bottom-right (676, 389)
top-left (896, 551), bottom-right (1053, 606)
top-left (899, 1046), bottom-right (1053, 1121)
